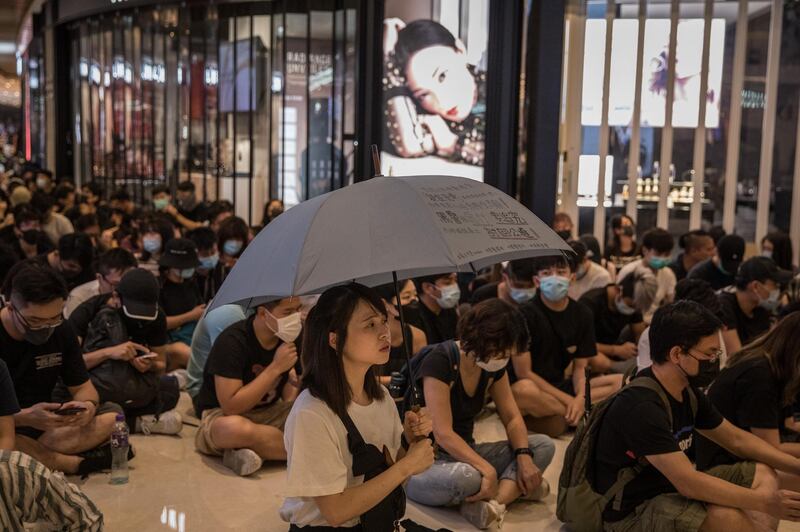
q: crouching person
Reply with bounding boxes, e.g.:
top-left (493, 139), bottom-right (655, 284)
top-left (593, 301), bottom-right (800, 531)
top-left (0, 263), bottom-right (126, 476)
top-left (193, 296), bottom-right (303, 476)
top-left (405, 300), bottom-right (556, 530)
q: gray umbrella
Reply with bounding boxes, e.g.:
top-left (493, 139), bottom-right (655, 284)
top-left (209, 174), bottom-right (571, 311)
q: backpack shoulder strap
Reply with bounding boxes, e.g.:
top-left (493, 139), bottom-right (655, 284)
top-left (626, 376), bottom-right (673, 428)
top-left (686, 386), bottom-right (698, 418)
top-left (338, 411), bottom-right (366, 449)
top-left (447, 341), bottom-right (461, 372)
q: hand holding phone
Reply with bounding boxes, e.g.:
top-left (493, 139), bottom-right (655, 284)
top-left (55, 406), bottom-right (87, 416)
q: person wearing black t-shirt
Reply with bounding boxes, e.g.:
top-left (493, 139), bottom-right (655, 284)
top-left (372, 282), bottom-right (427, 385)
top-left (470, 258), bottom-right (537, 307)
top-left (594, 301), bottom-right (800, 531)
top-left (405, 300), bottom-right (555, 531)
top-left (697, 313), bottom-right (800, 480)
top-left (158, 238), bottom-right (205, 371)
top-left (0, 359), bottom-right (20, 450)
top-left (510, 256), bottom-right (616, 437)
top-left (668, 230), bottom-right (715, 282)
top-left (34, 233), bottom-right (95, 291)
top-left (687, 234), bottom-right (745, 291)
top-left (717, 257), bottom-right (792, 355)
top-left (0, 263), bottom-right (124, 476)
top-left (68, 268), bottom-right (182, 436)
top-left (411, 272), bottom-right (460, 344)
top-left (194, 296), bottom-right (303, 477)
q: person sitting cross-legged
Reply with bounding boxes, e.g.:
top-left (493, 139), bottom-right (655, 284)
top-left (193, 296), bottom-right (303, 476)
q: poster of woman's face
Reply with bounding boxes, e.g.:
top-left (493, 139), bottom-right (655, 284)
top-left (381, 0), bottom-right (489, 181)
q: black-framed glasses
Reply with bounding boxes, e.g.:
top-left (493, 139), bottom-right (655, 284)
top-left (686, 347), bottom-right (723, 364)
top-left (14, 307), bottom-right (63, 331)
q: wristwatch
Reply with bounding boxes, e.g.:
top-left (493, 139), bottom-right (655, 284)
top-left (514, 448), bottom-right (533, 458)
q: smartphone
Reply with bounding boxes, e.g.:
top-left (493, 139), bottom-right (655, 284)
top-left (55, 407), bottom-right (87, 416)
top-left (137, 353), bottom-right (157, 360)
top-left (135, 346), bottom-right (153, 358)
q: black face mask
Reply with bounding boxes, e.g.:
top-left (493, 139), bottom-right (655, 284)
top-left (21, 229), bottom-right (40, 245)
top-left (268, 207), bottom-right (284, 220)
top-left (398, 301), bottom-right (421, 325)
top-left (679, 353), bottom-right (720, 388)
top-left (621, 226), bottom-right (635, 237)
top-left (556, 230), bottom-right (572, 241)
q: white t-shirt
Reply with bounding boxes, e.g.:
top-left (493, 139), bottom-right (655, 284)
top-left (618, 259), bottom-right (676, 323)
top-left (569, 261), bottom-right (613, 301)
top-left (636, 327), bottom-right (727, 369)
top-left (64, 279), bottom-right (100, 318)
top-left (280, 386), bottom-right (404, 527)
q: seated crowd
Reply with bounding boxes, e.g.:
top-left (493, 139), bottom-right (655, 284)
top-left (2, 164), bottom-right (800, 531)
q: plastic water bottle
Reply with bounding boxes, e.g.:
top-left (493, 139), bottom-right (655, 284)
top-left (110, 414), bottom-right (129, 485)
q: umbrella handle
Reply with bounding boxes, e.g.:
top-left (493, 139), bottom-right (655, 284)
top-left (371, 145), bottom-right (383, 177)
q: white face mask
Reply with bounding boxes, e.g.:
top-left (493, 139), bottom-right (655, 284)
top-left (266, 309), bottom-right (302, 343)
top-left (615, 296), bottom-right (637, 316)
top-left (434, 283), bottom-right (461, 309)
top-left (476, 357), bottom-right (510, 372)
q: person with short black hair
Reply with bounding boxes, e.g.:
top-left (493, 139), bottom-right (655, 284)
top-left (616, 228), bottom-right (676, 322)
top-left (206, 200), bottom-right (234, 232)
top-left (372, 281), bottom-right (427, 384)
top-left (594, 301), bottom-right (800, 531)
top-left (717, 256), bottom-right (793, 355)
top-left (404, 299), bottom-right (555, 529)
top-left (64, 247), bottom-right (137, 318)
top-left (109, 188), bottom-right (139, 218)
top-left (53, 183), bottom-right (75, 214)
top-left (669, 230), bottom-right (715, 282)
top-left (36, 233), bottom-right (95, 290)
top-left (412, 272), bottom-right (461, 344)
top-left (0, 263), bottom-right (125, 476)
top-left (0, 203), bottom-right (53, 260)
top-left (175, 180), bottom-right (207, 223)
top-left (281, 284), bottom-right (434, 529)
top-left (187, 226), bottom-right (224, 303)
top-left (688, 234), bottom-right (745, 290)
top-left (569, 239), bottom-right (613, 300)
top-left (31, 191), bottom-right (74, 246)
top-left (194, 296), bottom-right (304, 476)
top-left (471, 258), bottom-right (538, 306)
top-left (74, 214), bottom-right (101, 241)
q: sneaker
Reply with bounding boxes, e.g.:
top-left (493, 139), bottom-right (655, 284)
top-left (77, 443), bottom-right (136, 479)
top-left (223, 448), bottom-right (262, 477)
top-left (168, 369), bottom-right (189, 390)
top-left (459, 499), bottom-right (506, 530)
top-left (520, 478), bottom-right (550, 502)
top-left (135, 410), bottom-right (183, 435)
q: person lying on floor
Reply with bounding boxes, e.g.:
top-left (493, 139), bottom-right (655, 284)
top-left (405, 299), bottom-right (556, 531)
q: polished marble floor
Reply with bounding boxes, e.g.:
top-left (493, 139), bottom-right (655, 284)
top-left (75, 393), bottom-right (800, 532)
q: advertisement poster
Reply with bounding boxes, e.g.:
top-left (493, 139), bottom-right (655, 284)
top-left (381, 0), bottom-right (489, 181)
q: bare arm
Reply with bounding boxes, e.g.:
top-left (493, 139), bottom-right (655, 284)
top-left (215, 369), bottom-right (283, 416)
top-left (0, 416), bottom-right (14, 450)
top-left (699, 419), bottom-right (800, 477)
top-left (572, 358), bottom-right (588, 400)
top-left (411, 327), bottom-right (427, 356)
top-left (66, 379), bottom-right (100, 404)
top-left (149, 345), bottom-right (168, 374)
top-left (490, 373), bottom-right (528, 451)
top-left (721, 328), bottom-right (742, 357)
top-left (751, 427), bottom-right (800, 459)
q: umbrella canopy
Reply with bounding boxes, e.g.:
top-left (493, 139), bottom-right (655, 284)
top-left (209, 174), bottom-right (571, 311)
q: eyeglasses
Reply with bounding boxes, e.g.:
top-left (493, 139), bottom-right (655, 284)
top-left (686, 347), bottom-right (723, 364)
top-left (14, 307), bottom-right (63, 331)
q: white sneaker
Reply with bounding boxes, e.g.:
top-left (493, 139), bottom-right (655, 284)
top-left (135, 410), bottom-right (183, 435)
top-left (459, 499), bottom-right (506, 530)
top-left (223, 448), bottom-right (262, 477)
top-left (169, 369), bottom-right (189, 390)
top-left (520, 478), bottom-right (550, 502)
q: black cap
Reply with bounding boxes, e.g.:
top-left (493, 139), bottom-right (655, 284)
top-left (736, 256), bottom-right (793, 287)
top-left (158, 238), bottom-right (200, 269)
top-left (716, 234), bottom-right (745, 274)
top-left (116, 268), bottom-right (160, 320)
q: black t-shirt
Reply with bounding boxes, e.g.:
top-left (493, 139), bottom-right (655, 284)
top-left (178, 202), bottom-right (208, 222)
top-left (0, 359), bottom-right (21, 416)
top-left (0, 318), bottom-right (90, 408)
top-left (717, 291), bottom-right (771, 345)
top-left (579, 287), bottom-right (643, 345)
top-left (594, 367), bottom-right (724, 522)
top-left (687, 259), bottom-right (735, 291)
top-left (470, 282), bottom-right (499, 305)
top-left (517, 294), bottom-right (597, 385)
top-left (378, 325), bottom-right (412, 377)
top-left (160, 278), bottom-right (203, 317)
top-left (194, 315), bottom-right (293, 415)
top-left (697, 357), bottom-right (783, 470)
top-left (410, 301), bottom-right (458, 345)
top-left (416, 340), bottom-right (505, 445)
top-left (668, 253), bottom-right (689, 282)
top-left (68, 293), bottom-right (169, 348)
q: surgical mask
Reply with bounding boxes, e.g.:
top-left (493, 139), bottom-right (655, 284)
top-left (199, 254), bottom-right (219, 270)
top-left (678, 352), bottom-right (720, 388)
top-left (153, 198), bottom-right (169, 211)
top-left (142, 236), bottom-right (162, 254)
top-left (648, 256), bottom-right (670, 270)
top-left (762, 250), bottom-right (773, 260)
top-left (476, 357), bottom-right (509, 373)
top-left (266, 310), bottom-right (302, 343)
top-left (35, 177), bottom-right (49, 190)
top-left (21, 229), bottom-right (40, 245)
top-left (509, 285), bottom-right (536, 304)
top-left (615, 296), bottom-right (637, 316)
top-left (758, 287), bottom-right (781, 312)
top-left (180, 268), bottom-right (195, 279)
top-left (223, 240), bottom-right (243, 256)
top-left (434, 284), bottom-right (461, 309)
top-left (539, 275), bottom-right (570, 302)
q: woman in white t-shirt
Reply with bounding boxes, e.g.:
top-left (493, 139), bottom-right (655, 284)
top-left (280, 284), bottom-right (434, 531)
